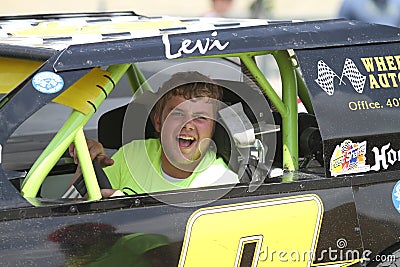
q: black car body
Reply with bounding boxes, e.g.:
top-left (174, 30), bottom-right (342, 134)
top-left (0, 11), bottom-right (399, 267)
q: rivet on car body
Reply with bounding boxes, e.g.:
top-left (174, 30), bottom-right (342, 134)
top-left (69, 206), bottom-right (77, 213)
top-left (134, 199), bottom-right (141, 207)
top-left (19, 210), bottom-right (26, 218)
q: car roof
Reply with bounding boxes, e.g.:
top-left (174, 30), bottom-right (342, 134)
top-left (1, 11), bottom-right (400, 70)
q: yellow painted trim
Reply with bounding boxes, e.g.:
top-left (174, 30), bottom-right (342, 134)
top-left (53, 67), bottom-right (111, 114)
top-left (0, 57), bottom-right (42, 94)
top-left (0, 57), bottom-right (111, 115)
top-left (179, 194), bottom-right (361, 267)
top-left (12, 20), bottom-right (185, 37)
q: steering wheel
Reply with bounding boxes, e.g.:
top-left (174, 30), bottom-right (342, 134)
top-left (71, 160), bottom-right (112, 197)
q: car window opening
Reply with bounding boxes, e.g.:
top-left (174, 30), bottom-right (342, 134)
top-left (1, 56), bottom-right (325, 204)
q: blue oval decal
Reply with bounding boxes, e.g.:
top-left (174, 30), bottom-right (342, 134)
top-left (32, 71), bottom-right (64, 94)
top-left (392, 180), bottom-right (400, 213)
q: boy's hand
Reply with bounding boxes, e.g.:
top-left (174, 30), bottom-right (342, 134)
top-left (101, 189), bottom-right (125, 198)
top-left (69, 139), bottom-right (114, 168)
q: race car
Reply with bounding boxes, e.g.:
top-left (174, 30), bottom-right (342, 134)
top-left (0, 11), bottom-right (400, 267)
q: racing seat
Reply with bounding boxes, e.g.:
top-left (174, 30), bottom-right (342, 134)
top-left (98, 103), bottom-right (157, 149)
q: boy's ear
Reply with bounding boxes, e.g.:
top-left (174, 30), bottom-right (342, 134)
top-left (154, 113), bottom-right (161, 133)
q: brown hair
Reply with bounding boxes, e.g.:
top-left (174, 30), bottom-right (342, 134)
top-left (154, 71), bottom-right (223, 118)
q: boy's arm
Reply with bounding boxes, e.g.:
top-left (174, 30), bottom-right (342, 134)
top-left (69, 139), bottom-right (114, 167)
top-left (65, 139), bottom-right (120, 198)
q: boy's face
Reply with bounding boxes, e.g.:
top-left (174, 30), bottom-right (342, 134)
top-left (154, 95), bottom-right (216, 170)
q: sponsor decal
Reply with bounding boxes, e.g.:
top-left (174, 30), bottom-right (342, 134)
top-left (360, 55), bottom-right (400, 89)
top-left (330, 141), bottom-right (400, 175)
top-left (32, 71), bottom-right (64, 94)
top-left (163, 31), bottom-right (229, 59)
top-left (392, 180), bottom-right (400, 213)
top-left (330, 140), bottom-right (370, 177)
top-left (315, 55), bottom-right (400, 95)
top-left (312, 55), bottom-right (400, 112)
top-left (371, 143), bottom-right (400, 171)
top-left (315, 58), bottom-right (366, 96)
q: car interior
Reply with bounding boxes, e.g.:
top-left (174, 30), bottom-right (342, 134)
top-left (1, 57), bottom-right (325, 202)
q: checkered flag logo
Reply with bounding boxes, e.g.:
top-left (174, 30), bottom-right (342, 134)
top-left (341, 58), bottom-right (366, 94)
top-left (314, 60), bottom-right (342, 96)
top-left (315, 58), bottom-right (366, 95)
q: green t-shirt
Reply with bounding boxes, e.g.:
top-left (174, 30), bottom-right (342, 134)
top-left (104, 138), bottom-right (238, 195)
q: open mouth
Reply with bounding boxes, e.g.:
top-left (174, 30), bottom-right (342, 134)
top-left (177, 135), bottom-right (197, 149)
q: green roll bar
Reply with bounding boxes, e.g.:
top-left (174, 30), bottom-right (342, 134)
top-left (21, 64), bottom-right (131, 201)
top-left (240, 51), bottom-right (299, 172)
top-left (126, 63), bottom-right (153, 95)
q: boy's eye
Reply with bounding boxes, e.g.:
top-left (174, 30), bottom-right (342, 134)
top-left (171, 111), bottom-right (184, 117)
top-left (194, 116), bottom-right (208, 121)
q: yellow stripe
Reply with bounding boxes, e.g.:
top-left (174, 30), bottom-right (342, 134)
top-left (53, 67), bottom-right (112, 114)
top-left (12, 20), bottom-right (185, 37)
top-left (81, 20), bottom-right (185, 34)
top-left (0, 57), bottom-right (112, 115)
top-left (0, 57), bottom-right (42, 94)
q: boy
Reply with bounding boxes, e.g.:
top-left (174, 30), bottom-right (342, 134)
top-left (70, 71), bottom-right (238, 197)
